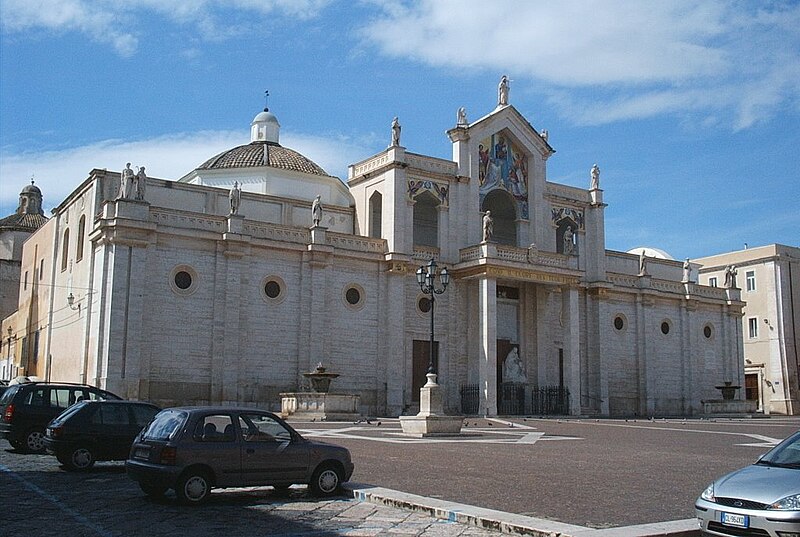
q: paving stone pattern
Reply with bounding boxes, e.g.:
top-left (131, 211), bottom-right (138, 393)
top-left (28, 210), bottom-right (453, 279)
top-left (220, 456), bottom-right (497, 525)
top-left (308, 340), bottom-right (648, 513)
top-left (0, 446), bottom-right (502, 537)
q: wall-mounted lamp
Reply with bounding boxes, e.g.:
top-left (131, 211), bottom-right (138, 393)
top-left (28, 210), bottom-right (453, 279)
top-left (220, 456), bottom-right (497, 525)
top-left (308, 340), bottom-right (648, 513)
top-left (67, 293), bottom-right (80, 312)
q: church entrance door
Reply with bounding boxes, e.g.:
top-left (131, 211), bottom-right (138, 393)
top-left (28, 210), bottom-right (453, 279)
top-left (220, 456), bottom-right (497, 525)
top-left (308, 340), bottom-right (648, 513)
top-left (412, 340), bottom-right (438, 403)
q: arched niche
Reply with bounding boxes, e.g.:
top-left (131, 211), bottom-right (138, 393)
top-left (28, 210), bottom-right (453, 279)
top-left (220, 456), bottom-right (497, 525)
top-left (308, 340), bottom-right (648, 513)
top-left (481, 188), bottom-right (517, 246)
top-left (413, 190), bottom-right (439, 248)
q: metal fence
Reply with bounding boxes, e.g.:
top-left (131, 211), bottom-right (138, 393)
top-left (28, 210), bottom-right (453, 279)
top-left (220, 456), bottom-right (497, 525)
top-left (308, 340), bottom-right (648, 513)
top-left (531, 386), bottom-right (570, 415)
top-left (459, 384), bottom-right (570, 416)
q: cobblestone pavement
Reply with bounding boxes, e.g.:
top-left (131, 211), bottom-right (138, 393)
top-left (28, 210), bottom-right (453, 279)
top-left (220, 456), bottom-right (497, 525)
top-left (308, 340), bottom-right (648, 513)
top-left (0, 445), bottom-right (502, 537)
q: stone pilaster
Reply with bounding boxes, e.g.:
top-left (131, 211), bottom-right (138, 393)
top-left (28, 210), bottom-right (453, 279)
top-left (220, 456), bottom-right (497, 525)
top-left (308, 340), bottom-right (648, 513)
top-left (479, 276), bottom-right (497, 416)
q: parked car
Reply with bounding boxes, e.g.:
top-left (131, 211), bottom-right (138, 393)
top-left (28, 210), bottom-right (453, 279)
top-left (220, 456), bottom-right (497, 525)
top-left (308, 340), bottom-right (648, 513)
top-left (126, 407), bottom-right (354, 504)
top-left (0, 382), bottom-right (122, 453)
top-left (695, 429), bottom-right (800, 536)
top-left (43, 400), bottom-right (160, 471)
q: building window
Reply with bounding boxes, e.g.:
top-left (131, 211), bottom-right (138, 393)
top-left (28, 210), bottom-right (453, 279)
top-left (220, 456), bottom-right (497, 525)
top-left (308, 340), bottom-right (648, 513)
top-left (703, 324), bottom-right (713, 339)
top-left (660, 321), bottom-right (671, 335)
top-left (613, 315), bottom-right (625, 331)
top-left (260, 276), bottom-right (286, 303)
top-left (418, 296), bottom-right (431, 313)
top-left (76, 215), bottom-right (86, 262)
top-left (369, 191), bottom-right (382, 239)
top-left (61, 229), bottom-right (70, 272)
top-left (39, 259), bottom-right (44, 280)
top-left (412, 191), bottom-right (439, 248)
top-left (169, 265), bottom-right (199, 296)
top-left (24, 271), bottom-right (28, 290)
top-left (748, 317), bottom-right (758, 339)
top-left (708, 277), bottom-right (717, 287)
top-left (343, 284), bottom-right (365, 310)
top-left (746, 270), bottom-right (756, 292)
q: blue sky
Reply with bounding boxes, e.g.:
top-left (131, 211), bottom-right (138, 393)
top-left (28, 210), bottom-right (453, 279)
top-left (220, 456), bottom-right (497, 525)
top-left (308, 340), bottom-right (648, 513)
top-left (1, 0), bottom-right (798, 259)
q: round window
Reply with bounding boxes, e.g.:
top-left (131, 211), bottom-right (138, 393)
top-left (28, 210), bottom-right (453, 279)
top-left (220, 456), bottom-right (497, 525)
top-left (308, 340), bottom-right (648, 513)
top-left (418, 297), bottom-right (432, 313)
top-left (704, 325), bottom-right (713, 339)
top-left (174, 271), bottom-right (192, 290)
top-left (613, 316), bottom-right (625, 330)
top-left (661, 321), bottom-right (671, 335)
top-left (265, 280), bottom-right (281, 299)
top-left (170, 265), bottom-right (199, 295)
top-left (345, 287), bottom-right (361, 305)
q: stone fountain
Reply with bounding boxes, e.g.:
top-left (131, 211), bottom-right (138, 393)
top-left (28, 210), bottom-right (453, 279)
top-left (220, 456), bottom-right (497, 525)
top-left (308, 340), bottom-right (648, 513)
top-left (702, 380), bottom-right (755, 415)
top-left (280, 362), bottom-right (361, 421)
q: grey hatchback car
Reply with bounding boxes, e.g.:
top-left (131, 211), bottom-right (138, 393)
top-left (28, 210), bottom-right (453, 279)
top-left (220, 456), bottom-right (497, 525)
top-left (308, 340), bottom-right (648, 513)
top-left (695, 429), bottom-right (800, 536)
top-left (125, 407), bottom-right (354, 504)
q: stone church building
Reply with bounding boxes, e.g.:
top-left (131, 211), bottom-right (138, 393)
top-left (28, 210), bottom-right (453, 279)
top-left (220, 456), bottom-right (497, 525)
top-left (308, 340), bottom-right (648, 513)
top-left (2, 81), bottom-right (746, 417)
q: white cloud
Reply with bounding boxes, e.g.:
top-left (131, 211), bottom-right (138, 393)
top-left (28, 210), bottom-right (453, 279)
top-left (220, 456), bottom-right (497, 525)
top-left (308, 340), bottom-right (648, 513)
top-left (0, 0), bottom-right (331, 55)
top-left (0, 130), bottom-right (369, 214)
top-left (360, 0), bottom-right (800, 129)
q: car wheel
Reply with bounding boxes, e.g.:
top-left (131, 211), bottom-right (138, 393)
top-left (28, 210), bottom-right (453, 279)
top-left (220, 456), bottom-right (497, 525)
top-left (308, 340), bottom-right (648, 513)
top-left (139, 483), bottom-right (168, 497)
top-left (176, 469), bottom-right (211, 504)
top-left (24, 429), bottom-right (46, 453)
top-left (310, 463), bottom-right (342, 497)
top-left (64, 446), bottom-right (95, 471)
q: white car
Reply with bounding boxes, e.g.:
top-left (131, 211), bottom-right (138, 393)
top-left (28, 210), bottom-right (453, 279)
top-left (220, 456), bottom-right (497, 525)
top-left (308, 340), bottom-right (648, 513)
top-left (695, 430), bottom-right (800, 537)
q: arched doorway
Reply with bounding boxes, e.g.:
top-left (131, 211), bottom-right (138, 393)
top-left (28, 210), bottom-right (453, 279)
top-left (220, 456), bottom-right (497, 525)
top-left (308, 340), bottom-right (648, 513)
top-left (481, 189), bottom-right (517, 246)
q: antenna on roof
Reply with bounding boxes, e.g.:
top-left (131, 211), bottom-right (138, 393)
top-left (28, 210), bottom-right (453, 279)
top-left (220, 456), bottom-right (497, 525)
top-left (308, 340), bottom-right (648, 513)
top-left (264, 90), bottom-right (270, 112)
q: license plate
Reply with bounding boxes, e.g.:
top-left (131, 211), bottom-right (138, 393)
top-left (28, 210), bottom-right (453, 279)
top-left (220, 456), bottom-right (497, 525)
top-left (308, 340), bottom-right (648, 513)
top-left (134, 448), bottom-right (150, 459)
top-left (721, 512), bottom-right (749, 528)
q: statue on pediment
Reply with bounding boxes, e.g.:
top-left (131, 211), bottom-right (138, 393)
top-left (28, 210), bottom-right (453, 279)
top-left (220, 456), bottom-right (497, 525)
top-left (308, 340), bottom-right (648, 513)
top-left (498, 75), bottom-right (509, 106)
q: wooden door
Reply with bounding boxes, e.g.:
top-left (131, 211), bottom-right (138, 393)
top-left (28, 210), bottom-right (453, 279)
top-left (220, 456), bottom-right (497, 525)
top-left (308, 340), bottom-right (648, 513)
top-left (412, 340), bottom-right (438, 402)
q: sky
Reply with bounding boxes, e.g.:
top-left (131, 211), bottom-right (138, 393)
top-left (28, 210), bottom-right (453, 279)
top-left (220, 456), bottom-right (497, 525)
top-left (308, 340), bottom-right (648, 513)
top-left (1, 0), bottom-right (798, 259)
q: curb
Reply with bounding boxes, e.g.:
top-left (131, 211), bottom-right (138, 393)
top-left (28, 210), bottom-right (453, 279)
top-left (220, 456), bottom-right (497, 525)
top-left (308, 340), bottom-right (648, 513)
top-left (344, 483), bottom-right (700, 537)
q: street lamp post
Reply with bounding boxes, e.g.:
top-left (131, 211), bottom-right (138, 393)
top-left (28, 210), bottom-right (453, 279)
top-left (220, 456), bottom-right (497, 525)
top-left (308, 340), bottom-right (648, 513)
top-left (415, 258), bottom-right (449, 379)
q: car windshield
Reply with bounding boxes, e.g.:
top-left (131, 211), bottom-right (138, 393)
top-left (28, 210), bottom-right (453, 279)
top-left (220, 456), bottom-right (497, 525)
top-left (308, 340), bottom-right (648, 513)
top-left (141, 409), bottom-right (187, 441)
top-left (758, 431), bottom-right (800, 468)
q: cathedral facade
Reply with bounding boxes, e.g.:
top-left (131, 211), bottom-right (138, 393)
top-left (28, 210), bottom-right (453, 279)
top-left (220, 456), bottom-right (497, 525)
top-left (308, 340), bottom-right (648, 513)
top-left (2, 84), bottom-right (745, 417)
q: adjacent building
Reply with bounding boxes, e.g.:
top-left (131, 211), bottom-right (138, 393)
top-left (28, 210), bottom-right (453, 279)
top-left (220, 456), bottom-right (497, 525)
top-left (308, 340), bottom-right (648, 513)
top-left (0, 182), bottom-right (48, 380)
top-left (1, 83), bottom-right (746, 416)
top-left (694, 245), bottom-right (800, 414)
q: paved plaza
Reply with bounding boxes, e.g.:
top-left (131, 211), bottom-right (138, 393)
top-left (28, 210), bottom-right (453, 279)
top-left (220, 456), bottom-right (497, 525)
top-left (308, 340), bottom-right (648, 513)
top-left (1, 416), bottom-right (798, 536)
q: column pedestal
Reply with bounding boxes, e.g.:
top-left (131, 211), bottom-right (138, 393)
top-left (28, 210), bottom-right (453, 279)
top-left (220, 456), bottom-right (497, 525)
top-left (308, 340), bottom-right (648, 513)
top-left (399, 374), bottom-right (464, 436)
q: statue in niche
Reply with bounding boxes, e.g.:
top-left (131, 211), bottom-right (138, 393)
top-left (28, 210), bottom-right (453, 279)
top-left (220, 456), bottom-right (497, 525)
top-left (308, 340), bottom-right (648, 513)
top-left (482, 211), bottom-right (494, 242)
top-left (229, 181), bottom-right (241, 215)
top-left (457, 107), bottom-right (467, 126)
top-left (682, 258), bottom-right (691, 283)
top-left (390, 117), bottom-right (401, 147)
top-left (311, 195), bottom-right (322, 227)
top-left (563, 226), bottom-right (575, 255)
top-left (134, 166), bottom-right (147, 201)
top-left (724, 264), bottom-right (738, 289)
top-left (498, 75), bottom-right (509, 106)
top-left (117, 163), bottom-right (134, 200)
top-left (503, 347), bottom-right (527, 384)
top-left (590, 164), bottom-right (600, 190)
top-left (638, 250), bottom-right (648, 276)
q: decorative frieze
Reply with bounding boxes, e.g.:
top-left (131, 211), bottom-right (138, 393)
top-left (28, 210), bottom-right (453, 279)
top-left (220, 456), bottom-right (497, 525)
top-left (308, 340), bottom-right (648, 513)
top-left (550, 206), bottom-right (585, 230)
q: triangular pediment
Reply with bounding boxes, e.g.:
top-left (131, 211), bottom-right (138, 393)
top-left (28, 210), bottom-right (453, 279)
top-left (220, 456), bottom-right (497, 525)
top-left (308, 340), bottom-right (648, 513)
top-left (465, 104), bottom-right (554, 159)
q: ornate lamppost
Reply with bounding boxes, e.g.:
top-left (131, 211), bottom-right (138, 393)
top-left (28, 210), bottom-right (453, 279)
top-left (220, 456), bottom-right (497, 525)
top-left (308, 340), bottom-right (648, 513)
top-left (415, 258), bottom-right (449, 379)
top-left (401, 258), bottom-right (462, 436)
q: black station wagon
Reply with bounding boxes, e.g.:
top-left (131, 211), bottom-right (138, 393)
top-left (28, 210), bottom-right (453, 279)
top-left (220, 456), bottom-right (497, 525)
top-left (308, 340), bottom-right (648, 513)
top-left (44, 400), bottom-right (160, 471)
top-left (0, 382), bottom-right (122, 452)
top-left (125, 407), bottom-right (354, 504)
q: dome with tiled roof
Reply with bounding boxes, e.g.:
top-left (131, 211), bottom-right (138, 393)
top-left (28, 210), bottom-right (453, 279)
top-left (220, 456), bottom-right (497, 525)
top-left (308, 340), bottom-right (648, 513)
top-left (0, 180), bottom-right (48, 232)
top-left (198, 141), bottom-right (329, 177)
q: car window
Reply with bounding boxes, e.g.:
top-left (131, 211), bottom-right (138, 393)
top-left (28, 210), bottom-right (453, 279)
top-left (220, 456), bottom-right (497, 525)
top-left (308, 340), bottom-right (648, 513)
top-left (239, 413), bottom-right (291, 442)
top-left (53, 401), bottom-right (87, 423)
top-left (193, 414), bottom-right (235, 442)
top-left (142, 409), bottom-right (187, 440)
top-left (90, 404), bottom-right (129, 426)
top-left (0, 386), bottom-right (18, 404)
top-left (23, 388), bottom-right (48, 407)
top-left (50, 388), bottom-right (75, 409)
top-left (131, 405), bottom-right (159, 427)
